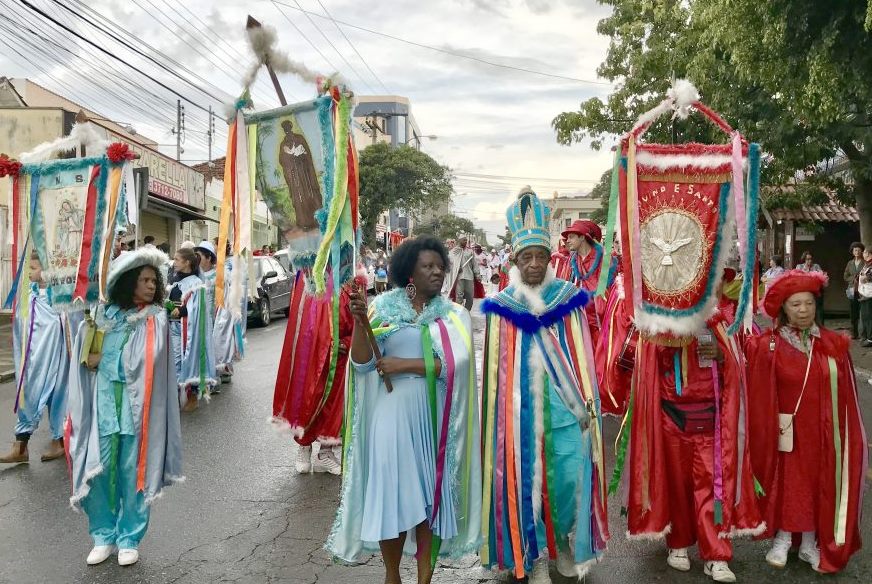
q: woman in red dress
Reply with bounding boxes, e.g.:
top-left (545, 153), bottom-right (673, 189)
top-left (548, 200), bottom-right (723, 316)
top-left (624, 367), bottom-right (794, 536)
top-left (746, 270), bottom-right (867, 573)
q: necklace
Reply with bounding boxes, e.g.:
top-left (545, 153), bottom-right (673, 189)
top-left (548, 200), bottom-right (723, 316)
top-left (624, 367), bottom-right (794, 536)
top-left (571, 244), bottom-right (603, 282)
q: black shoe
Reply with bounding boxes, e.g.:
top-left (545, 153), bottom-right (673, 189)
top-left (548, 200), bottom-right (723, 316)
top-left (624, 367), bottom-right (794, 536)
top-left (861, 340), bottom-right (872, 348)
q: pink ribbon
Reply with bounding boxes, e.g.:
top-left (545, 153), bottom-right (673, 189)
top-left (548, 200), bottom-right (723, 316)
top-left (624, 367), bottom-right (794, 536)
top-left (494, 320), bottom-right (508, 566)
top-left (710, 359), bottom-right (724, 509)
top-left (430, 319), bottom-right (456, 527)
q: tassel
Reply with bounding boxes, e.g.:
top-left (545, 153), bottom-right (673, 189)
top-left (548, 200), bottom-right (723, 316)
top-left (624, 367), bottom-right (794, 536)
top-left (674, 351), bottom-right (682, 396)
top-left (753, 476), bottom-right (765, 497)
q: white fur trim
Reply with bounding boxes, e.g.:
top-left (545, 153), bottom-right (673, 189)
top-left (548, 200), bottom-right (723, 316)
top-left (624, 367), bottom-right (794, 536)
top-left (69, 464), bottom-right (105, 509)
top-left (667, 79), bottom-right (700, 119)
top-left (634, 151), bottom-right (743, 171)
top-left (625, 524), bottom-right (672, 541)
top-left (631, 79), bottom-right (700, 134)
top-left (106, 247), bottom-right (171, 296)
top-left (20, 122), bottom-right (110, 163)
top-left (508, 265), bottom-right (556, 315)
top-left (529, 349), bottom-right (546, 521)
top-left (720, 522), bottom-right (767, 539)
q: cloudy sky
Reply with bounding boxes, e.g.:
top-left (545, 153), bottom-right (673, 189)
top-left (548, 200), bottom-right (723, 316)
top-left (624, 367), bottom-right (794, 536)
top-left (0, 0), bottom-right (618, 240)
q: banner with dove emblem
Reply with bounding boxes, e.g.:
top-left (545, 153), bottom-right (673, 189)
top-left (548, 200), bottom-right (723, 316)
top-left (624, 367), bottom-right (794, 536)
top-left (594, 82), bottom-right (762, 337)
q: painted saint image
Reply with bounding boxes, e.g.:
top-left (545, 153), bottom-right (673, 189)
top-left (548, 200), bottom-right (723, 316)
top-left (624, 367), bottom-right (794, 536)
top-left (279, 119), bottom-right (322, 231)
top-left (55, 198), bottom-right (85, 252)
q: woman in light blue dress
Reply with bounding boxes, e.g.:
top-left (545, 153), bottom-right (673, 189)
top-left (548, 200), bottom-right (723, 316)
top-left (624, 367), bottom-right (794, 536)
top-left (327, 237), bottom-right (481, 584)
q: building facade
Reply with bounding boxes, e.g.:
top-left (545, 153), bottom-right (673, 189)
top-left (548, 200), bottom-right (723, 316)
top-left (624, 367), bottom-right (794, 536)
top-left (352, 95), bottom-right (425, 246)
top-left (545, 192), bottom-right (602, 248)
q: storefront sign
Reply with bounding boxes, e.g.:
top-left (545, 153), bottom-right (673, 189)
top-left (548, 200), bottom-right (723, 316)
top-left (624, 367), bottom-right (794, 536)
top-left (107, 131), bottom-right (205, 210)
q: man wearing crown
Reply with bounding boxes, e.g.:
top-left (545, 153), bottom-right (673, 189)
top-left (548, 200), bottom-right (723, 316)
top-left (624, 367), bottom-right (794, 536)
top-left (478, 188), bottom-right (608, 583)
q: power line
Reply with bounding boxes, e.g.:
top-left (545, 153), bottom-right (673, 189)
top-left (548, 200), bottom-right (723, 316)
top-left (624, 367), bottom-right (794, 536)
top-left (272, 1), bottom-right (341, 74)
top-left (286, 0), bottom-right (375, 93)
top-left (0, 3), bottom-right (180, 130)
top-left (313, 0), bottom-right (389, 93)
top-left (168, 1), bottom-right (290, 105)
top-left (169, 0), bottom-right (299, 105)
top-left (49, 0), bottom-right (233, 108)
top-left (139, 0), bottom-right (280, 106)
top-left (273, 0), bottom-right (614, 86)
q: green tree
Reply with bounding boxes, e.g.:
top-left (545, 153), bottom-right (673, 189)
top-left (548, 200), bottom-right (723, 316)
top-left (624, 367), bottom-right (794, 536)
top-left (358, 143), bottom-right (454, 246)
top-left (415, 213), bottom-right (475, 241)
top-left (589, 168), bottom-right (612, 225)
top-left (553, 0), bottom-right (872, 240)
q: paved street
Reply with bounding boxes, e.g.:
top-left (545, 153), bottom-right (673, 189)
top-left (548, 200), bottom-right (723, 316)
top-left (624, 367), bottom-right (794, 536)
top-left (0, 307), bottom-right (870, 584)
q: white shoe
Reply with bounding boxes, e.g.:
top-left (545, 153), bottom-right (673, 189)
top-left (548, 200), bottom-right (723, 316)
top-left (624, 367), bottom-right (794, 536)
top-left (528, 559), bottom-right (552, 584)
top-left (86, 545), bottom-right (115, 565)
top-left (765, 532), bottom-right (792, 568)
top-left (798, 542), bottom-right (821, 571)
top-left (295, 446), bottom-right (312, 474)
top-left (313, 449), bottom-right (341, 475)
top-left (117, 548), bottom-right (139, 566)
top-left (704, 561), bottom-right (736, 583)
top-left (667, 548), bottom-right (691, 572)
top-left (556, 547), bottom-right (576, 577)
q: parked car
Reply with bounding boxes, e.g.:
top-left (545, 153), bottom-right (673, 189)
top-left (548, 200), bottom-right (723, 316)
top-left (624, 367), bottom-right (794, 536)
top-left (247, 255), bottom-right (292, 326)
top-left (273, 249), bottom-right (290, 275)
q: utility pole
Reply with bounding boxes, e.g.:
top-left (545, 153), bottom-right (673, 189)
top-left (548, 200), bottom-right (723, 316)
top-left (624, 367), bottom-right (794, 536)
top-left (175, 99), bottom-right (181, 161)
top-left (207, 105), bottom-right (213, 165)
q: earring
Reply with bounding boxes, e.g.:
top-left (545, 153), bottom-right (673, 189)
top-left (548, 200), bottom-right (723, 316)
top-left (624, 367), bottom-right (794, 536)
top-left (406, 278), bottom-right (417, 300)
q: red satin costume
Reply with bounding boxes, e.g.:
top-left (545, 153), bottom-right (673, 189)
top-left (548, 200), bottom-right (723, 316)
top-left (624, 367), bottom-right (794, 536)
top-left (623, 315), bottom-right (762, 559)
top-left (272, 279), bottom-right (353, 446)
top-left (746, 327), bottom-right (866, 573)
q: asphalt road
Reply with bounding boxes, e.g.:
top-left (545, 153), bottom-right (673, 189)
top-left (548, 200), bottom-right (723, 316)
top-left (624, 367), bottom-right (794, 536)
top-left (0, 307), bottom-right (869, 584)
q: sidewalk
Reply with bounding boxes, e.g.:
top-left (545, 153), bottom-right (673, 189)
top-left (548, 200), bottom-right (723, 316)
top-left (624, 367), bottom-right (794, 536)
top-left (0, 312), bottom-right (11, 382)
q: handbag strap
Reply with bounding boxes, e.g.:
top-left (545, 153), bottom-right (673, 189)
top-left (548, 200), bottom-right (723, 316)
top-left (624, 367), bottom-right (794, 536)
top-left (791, 337), bottom-right (815, 417)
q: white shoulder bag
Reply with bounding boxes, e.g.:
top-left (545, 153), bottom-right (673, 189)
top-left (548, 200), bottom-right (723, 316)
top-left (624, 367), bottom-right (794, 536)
top-left (778, 338), bottom-right (814, 453)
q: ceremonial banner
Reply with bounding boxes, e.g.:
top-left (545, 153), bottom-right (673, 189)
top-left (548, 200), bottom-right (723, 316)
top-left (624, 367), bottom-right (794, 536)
top-left (245, 86), bottom-right (358, 290)
top-left (608, 81), bottom-right (761, 337)
top-left (25, 158), bottom-right (108, 310)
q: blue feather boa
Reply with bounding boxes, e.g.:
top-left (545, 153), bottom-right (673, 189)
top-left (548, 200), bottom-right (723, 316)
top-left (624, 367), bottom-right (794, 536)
top-left (480, 288), bottom-right (590, 333)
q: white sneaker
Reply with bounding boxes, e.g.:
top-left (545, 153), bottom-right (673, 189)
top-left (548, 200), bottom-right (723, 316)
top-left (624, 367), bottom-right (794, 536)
top-left (295, 445), bottom-right (312, 474)
top-left (667, 548), bottom-right (691, 572)
top-left (314, 449), bottom-right (341, 475)
top-left (798, 542), bottom-right (821, 571)
top-left (528, 559), bottom-right (552, 584)
top-left (556, 547), bottom-right (576, 577)
top-left (117, 548), bottom-right (139, 566)
top-left (86, 545), bottom-right (115, 565)
top-left (704, 561), bottom-right (736, 583)
top-left (765, 532), bottom-right (792, 568)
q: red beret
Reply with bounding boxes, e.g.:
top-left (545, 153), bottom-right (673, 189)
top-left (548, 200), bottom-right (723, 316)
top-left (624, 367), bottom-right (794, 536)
top-left (561, 219), bottom-right (602, 243)
top-left (760, 269), bottom-right (828, 319)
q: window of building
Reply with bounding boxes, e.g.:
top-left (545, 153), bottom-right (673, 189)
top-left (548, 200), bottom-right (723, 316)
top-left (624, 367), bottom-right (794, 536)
top-left (565, 218), bottom-right (572, 228)
top-left (578, 212), bottom-right (590, 219)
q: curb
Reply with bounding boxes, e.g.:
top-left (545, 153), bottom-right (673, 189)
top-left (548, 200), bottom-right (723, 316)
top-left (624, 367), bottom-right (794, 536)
top-left (0, 370), bottom-right (13, 383)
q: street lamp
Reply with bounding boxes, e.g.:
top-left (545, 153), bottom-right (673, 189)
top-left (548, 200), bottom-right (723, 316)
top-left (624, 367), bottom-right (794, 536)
top-left (404, 134), bottom-right (437, 144)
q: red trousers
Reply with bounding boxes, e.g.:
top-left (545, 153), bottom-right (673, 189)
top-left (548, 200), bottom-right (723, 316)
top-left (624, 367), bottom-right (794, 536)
top-left (662, 413), bottom-right (733, 561)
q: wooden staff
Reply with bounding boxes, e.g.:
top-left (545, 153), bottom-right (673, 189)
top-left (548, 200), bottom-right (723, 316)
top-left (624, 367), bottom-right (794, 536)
top-left (356, 282), bottom-right (394, 392)
top-left (246, 16), bottom-right (288, 106)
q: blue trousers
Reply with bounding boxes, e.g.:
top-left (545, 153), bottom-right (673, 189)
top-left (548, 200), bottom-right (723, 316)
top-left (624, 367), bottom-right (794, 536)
top-left (81, 433), bottom-right (150, 549)
top-left (14, 383), bottom-right (66, 440)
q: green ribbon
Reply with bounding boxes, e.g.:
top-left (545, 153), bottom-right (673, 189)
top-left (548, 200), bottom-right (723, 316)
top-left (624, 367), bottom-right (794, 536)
top-left (828, 356), bottom-right (842, 535)
top-left (608, 391), bottom-right (634, 495)
top-left (420, 325), bottom-right (443, 568)
top-left (595, 149), bottom-right (621, 297)
top-left (543, 377), bottom-right (569, 552)
top-left (753, 476), bottom-right (765, 497)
